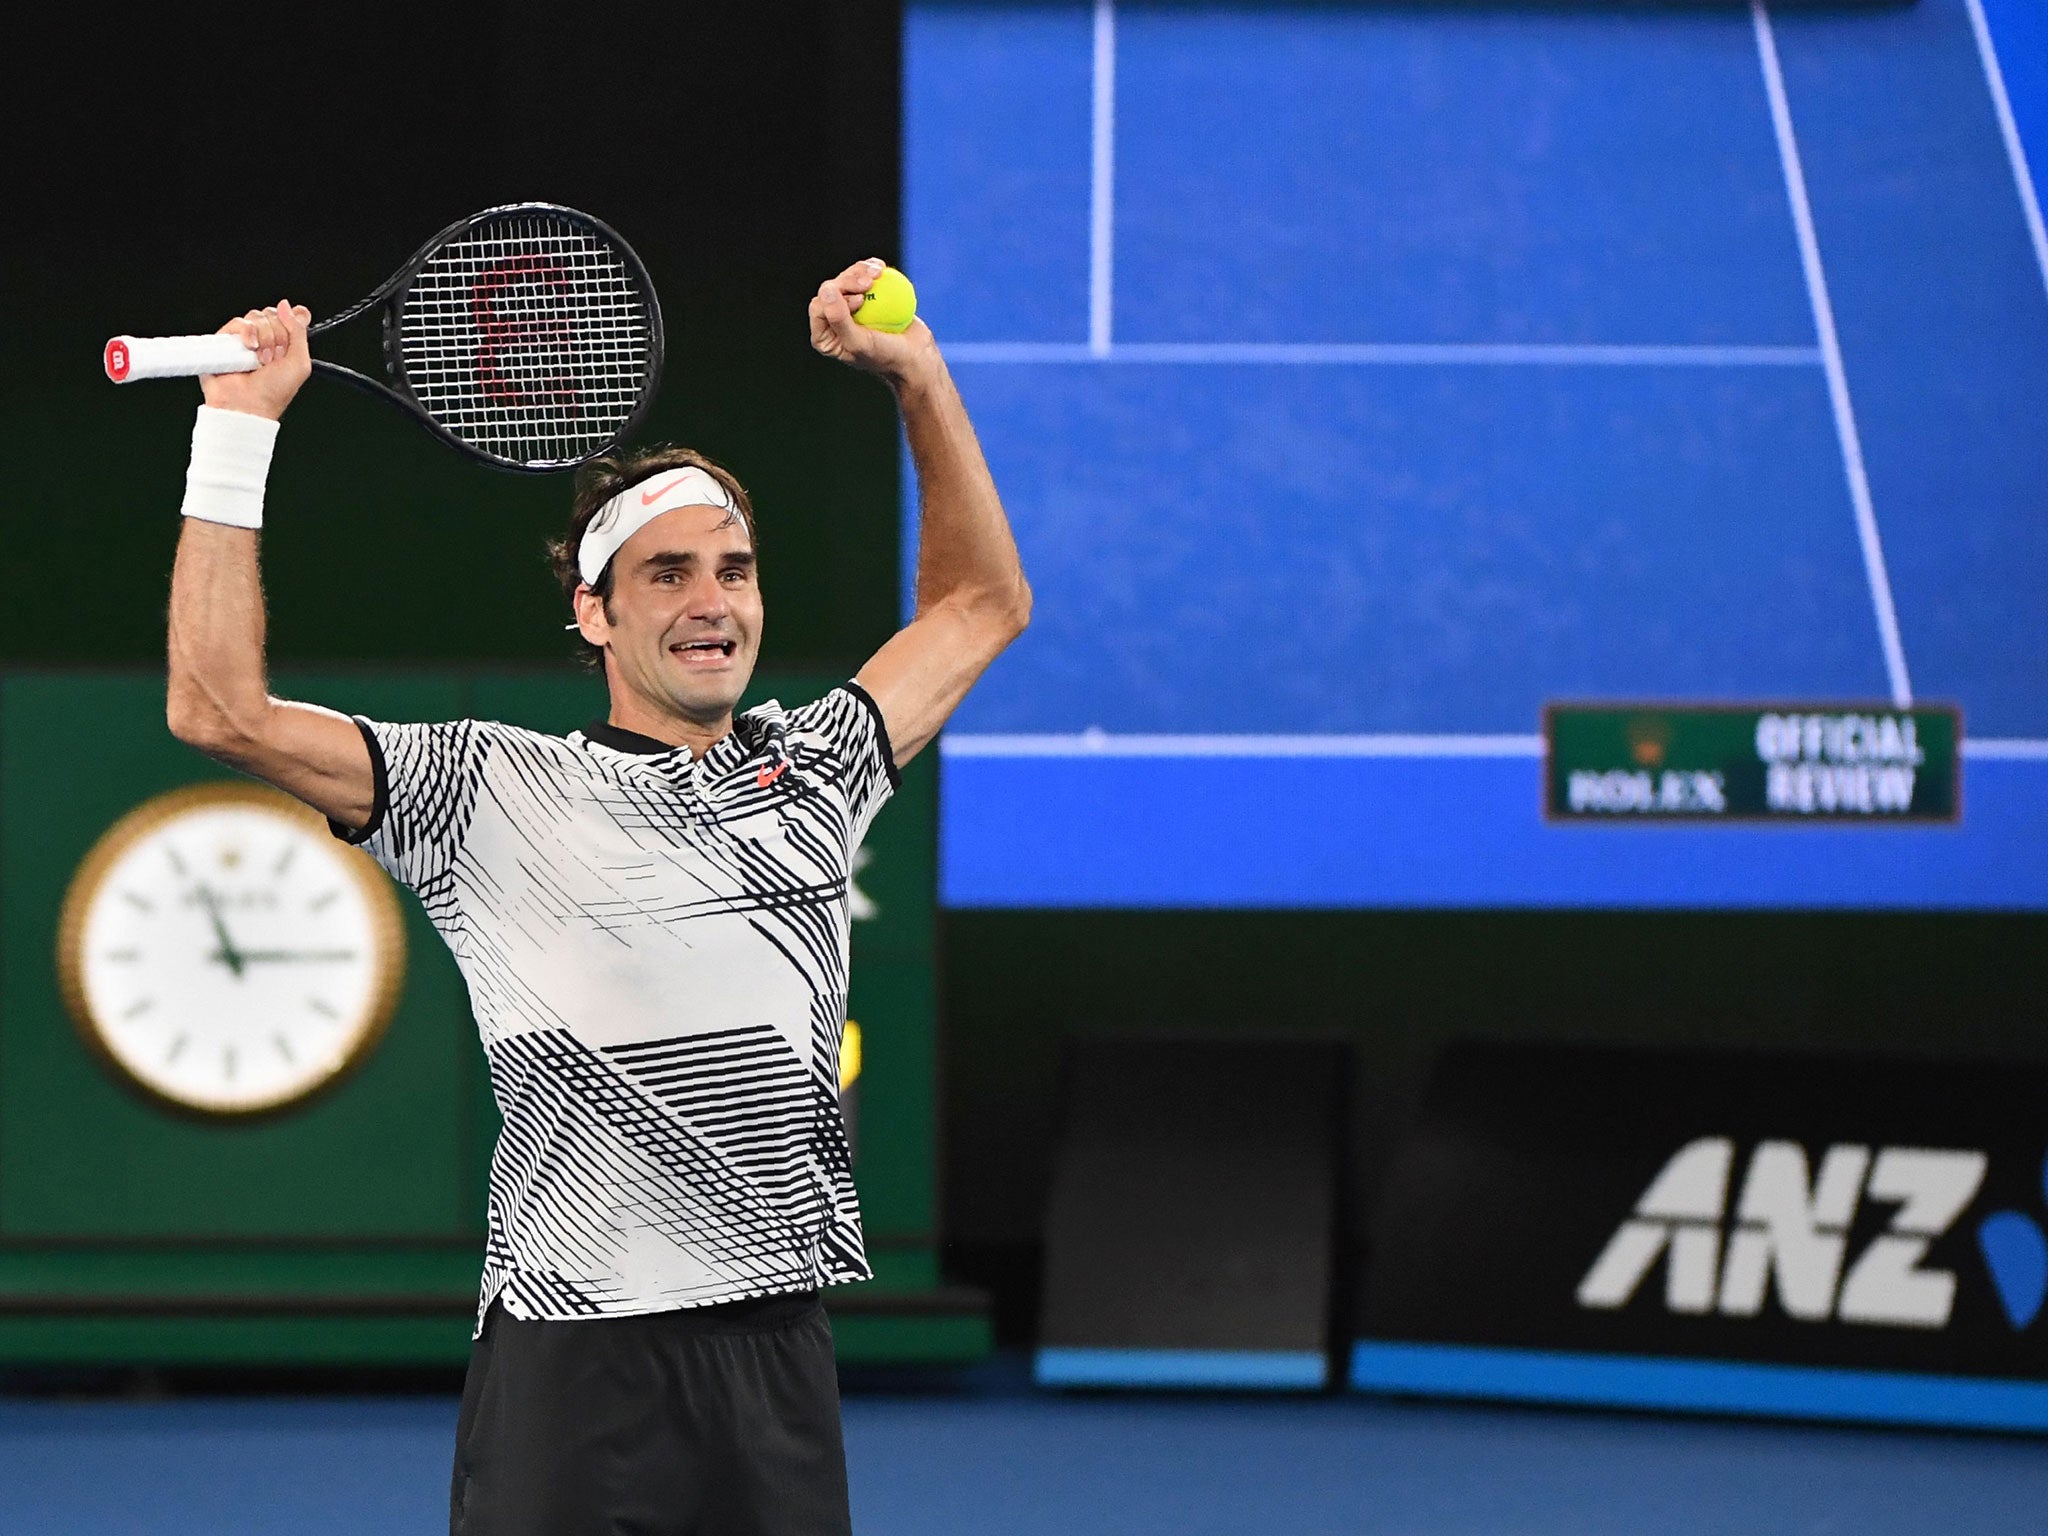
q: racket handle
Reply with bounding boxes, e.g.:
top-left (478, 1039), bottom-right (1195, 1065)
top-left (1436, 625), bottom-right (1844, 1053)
top-left (104, 334), bottom-right (258, 383)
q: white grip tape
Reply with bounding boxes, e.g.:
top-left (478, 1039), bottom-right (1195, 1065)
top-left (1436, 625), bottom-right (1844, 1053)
top-left (181, 406), bottom-right (279, 530)
top-left (105, 333), bottom-right (258, 383)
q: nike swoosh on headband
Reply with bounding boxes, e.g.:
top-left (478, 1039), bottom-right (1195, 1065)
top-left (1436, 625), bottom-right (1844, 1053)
top-left (639, 472), bottom-right (698, 506)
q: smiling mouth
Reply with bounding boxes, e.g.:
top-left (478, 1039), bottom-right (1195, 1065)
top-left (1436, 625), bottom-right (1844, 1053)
top-left (671, 639), bottom-right (737, 660)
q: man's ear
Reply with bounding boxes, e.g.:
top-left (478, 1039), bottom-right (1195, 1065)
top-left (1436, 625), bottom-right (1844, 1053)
top-left (572, 583), bottom-right (611, 648)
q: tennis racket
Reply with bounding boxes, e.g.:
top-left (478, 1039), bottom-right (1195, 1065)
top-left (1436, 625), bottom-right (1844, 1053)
top-left (104, 202), bottom-right (664, 473)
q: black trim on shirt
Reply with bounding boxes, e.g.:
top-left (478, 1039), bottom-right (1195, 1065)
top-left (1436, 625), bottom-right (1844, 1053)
top-left (329, 716), bottom-right (390, 846)
top-left (581, 719), bottom-right (691, 756)
top-left (842, 680), bottom-right (900, 789)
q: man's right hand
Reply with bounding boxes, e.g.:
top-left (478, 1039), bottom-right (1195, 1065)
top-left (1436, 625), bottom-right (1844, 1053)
top-left (201, 300), bottom-right (313, 421)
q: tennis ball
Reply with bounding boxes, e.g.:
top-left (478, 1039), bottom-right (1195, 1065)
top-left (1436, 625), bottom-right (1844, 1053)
top-left (853, 266), bottom-right (917, 334)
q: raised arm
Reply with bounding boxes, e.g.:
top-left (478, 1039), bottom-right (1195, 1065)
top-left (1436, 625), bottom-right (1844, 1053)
top-left (810, 260), bottom-right (1031, 768)
top-left (165, 302), bottom-right (377, 830)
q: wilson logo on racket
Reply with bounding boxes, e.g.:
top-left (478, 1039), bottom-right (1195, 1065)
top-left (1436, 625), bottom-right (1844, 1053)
top-left (472, 254), bottom-right (581, 413)
top-left (103, 202), bottom-right (664, 473)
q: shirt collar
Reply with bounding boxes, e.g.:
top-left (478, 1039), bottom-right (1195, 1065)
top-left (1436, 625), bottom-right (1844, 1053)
top-left (580, 717), bottom-right (756, 761)
top-left (581, 719), bottom-right (693, 757)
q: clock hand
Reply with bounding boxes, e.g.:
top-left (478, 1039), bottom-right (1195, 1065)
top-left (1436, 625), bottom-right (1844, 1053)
top-left (223, 949), bottom-right (361, 964)
top-left (193, 885), bottom-right (245, 978)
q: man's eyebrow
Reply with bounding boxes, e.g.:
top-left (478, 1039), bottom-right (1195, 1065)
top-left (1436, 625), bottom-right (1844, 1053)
top-left (636, 548), bottom-right (756, 571)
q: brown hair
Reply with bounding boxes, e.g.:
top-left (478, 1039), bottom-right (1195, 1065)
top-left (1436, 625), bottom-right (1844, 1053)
top-left (547, 445), bottom-right (758, 671)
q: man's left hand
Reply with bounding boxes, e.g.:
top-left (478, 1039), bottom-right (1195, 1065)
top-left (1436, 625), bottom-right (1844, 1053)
top-left (808, 258), bottom-right (938, 385)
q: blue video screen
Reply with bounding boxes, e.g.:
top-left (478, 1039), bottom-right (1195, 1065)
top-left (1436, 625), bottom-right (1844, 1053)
top-left (907, 0), bottom-right (2048, 908)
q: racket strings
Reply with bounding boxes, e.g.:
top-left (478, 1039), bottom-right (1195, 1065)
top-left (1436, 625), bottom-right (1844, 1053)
top-left (399, 212), bottom-right (653, 468)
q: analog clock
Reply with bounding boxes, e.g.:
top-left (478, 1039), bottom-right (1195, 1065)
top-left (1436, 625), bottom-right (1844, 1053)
top-left (56, 781), bottom-right (406, 1117)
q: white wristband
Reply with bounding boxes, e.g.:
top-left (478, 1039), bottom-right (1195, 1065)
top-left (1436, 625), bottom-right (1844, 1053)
top-left (181, 406), bottom-right (280, 530)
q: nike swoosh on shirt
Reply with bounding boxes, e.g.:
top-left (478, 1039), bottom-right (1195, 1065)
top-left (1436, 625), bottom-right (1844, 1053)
top-left (757, 761), bottom-right (791, 788)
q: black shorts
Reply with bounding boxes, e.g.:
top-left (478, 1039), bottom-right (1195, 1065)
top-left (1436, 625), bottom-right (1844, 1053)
top-left (450, 1291), bottom-right (852, 1536)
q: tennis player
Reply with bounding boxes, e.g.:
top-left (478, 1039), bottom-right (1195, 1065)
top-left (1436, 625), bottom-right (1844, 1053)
top-left (164, 258), bottom-right (1030, 1535)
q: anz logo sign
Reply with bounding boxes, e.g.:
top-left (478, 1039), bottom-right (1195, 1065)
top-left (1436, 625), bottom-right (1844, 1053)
top-left (1577, 1138), bottom-right (2048, 1332)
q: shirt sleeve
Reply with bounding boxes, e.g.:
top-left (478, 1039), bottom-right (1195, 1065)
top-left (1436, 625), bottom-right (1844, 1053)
top-left (789, 682), bottom-right (899, 853)
top-left (330, 717), bottom-right (491, 891)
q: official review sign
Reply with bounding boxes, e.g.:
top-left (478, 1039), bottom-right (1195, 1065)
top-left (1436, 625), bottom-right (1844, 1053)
top-left (1350, 1041), bottom-right (2048, 1431)
top-left (1546, 705), bottom-right (1959, 821)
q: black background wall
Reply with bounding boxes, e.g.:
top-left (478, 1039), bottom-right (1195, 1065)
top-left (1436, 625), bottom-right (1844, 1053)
top-left (940, 912), bottom-right (2048, 1342)
top-left (8, 1), bottom-right (2044, 1350)
top-left (3, 0), bottom-right (902, 669)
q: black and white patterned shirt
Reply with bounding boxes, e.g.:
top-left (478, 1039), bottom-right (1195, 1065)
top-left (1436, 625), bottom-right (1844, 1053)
top-left (335, 684), bottom-right (896, 1328)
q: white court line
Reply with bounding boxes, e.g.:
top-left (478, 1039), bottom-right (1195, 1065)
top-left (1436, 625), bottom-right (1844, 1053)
top-left (1089, 0), bottom-right (1117, 358)
top-left (1753, 1), bottom-right (1914, 710)
top-left (945, 341), bottom-right (1822, 366)
top-left (942, 733), bottom-right (1545, 759)
top-left (1964, 0), bottom-right (2048, 305)
top-left (1965, 738), bottom-right (2048, 760)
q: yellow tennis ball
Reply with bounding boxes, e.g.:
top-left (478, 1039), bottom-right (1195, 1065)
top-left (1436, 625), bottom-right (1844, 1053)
top-left (853, 266), bottom-right (917, 334)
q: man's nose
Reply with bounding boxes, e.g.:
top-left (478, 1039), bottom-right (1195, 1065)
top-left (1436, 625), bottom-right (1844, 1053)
top-left (684, 572), bottom-right (729, 618)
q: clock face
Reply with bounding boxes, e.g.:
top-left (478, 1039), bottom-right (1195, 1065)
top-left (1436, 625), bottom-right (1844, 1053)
top-left (57, 782), bottom-right (406, 1116)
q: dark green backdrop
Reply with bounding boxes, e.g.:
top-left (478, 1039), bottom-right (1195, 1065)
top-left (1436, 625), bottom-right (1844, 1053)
top-left (0, 667), bottom-right (969, 1365)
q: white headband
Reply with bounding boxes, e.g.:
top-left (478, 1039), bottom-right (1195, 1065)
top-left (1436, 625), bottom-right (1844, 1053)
top-left (578, 467), bottom-right (742, 586)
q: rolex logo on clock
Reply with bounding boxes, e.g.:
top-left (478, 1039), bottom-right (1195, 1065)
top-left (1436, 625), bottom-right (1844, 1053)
top-left (56, 782), bottom-right (406, 1117)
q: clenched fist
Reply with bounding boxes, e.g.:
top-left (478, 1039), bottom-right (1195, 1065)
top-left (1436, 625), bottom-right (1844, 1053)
top-left (808, 258), bottom-right (937, 386)
top-left (201, 301), bottom-right (313, 421)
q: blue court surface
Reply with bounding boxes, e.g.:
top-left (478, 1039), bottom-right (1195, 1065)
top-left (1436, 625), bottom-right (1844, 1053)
top-left (908, 0), bottom-right (2048, 909)
top-left (6, 1386), bottom-right (2048, 1534)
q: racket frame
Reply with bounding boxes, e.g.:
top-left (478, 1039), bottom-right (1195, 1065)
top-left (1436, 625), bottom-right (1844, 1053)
top-left (111, 202), bottom-right (665, 474)
top-left (310, 202), bottom-right (666, 473)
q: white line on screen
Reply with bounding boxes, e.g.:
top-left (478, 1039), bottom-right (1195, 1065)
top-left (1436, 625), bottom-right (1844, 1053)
top-left (1964, 738), bottom-right (2048, 760)
top-left (944, 342), bottom-right (1824, 366)
top-left (1090, 0), bottom-right (1117, 358)
top-left (1753, 0), bottom-right (1914, 712)
top-left (1963, 0), bottom-right (2048, 305)
top-left (942, 734), bottom-right (2048, 762)
top-left (941, 733), bottom-right (1545, 759)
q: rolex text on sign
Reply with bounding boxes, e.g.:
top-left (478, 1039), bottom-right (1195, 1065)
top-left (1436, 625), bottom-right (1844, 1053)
top-left (1545, 705), bottom-right (1959, 822)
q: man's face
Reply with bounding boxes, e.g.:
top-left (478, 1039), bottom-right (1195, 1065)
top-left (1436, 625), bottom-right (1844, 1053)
top-left (577, 502), bottom-right (762, 727)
